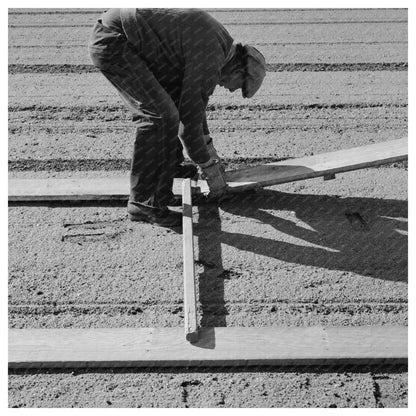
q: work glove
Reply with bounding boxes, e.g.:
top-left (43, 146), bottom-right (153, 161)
top-left (204, 135), bottom-right (226, 175)
top-left (198, 159), bottom-right (228, 201)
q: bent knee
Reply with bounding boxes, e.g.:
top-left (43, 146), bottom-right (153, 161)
top-left (134, 106), bottom-right (179, 133)
top-left (161, 109), bottom-right (180, 131)
top-left (143, 105), bottom-right (179, 131)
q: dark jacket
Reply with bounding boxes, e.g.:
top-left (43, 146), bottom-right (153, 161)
top-left (89, 8), bottom-right (234, 162)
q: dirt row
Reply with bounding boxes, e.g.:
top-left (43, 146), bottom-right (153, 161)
top-left (8, 63), bottom-right (409, 74)
top-left (8, 43), bottom-right (409, 65)
top-left (9, 22), bottom-right (407, 47)
top-left (8, 72), bottom-right (408, 108)
top-left (8, 105), bottom-right (407, 164)
top-left (8, 8), bottom-right (407, 25)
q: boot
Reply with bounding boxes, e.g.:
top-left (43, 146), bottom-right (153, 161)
top-left (127, 202), bottom-right (182, 227)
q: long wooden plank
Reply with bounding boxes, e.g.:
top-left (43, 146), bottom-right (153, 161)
top-left (224, 136), bottom-right (408, 191)
top-left (9, 326), bottom-right (407, 369)
top-left (8, 138), bottom-right (408, 202)
top-left (8, 177), bottom-right (187, 202)
top-left (182, 179), bottom-right (198, 343)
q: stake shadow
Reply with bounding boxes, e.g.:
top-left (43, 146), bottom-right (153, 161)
top-left (195, 204), bottom-right (227, 330)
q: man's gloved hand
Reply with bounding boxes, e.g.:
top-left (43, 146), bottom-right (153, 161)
top-left (198, 159), bottom-right (228, 201)
top-left (204, 135), bottom-right (226, 175)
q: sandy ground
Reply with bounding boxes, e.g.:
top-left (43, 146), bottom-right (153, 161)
top-left (8, 8), bottom-right (407, 408)
top-left (8, 366), bottom-right (407, 408)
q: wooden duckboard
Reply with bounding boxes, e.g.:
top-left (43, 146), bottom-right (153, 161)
top-left (8, 138), bottom-right (407, 202)
top-left (9, 325), bottom-right (407, 369)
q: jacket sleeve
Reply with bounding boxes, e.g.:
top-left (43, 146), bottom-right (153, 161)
top-left (202, 112), bottom-right (210, 136)
top-left (178, 26), bottom-right (224, 164)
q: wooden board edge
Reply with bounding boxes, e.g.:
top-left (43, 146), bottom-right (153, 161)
top-left (8, 194), bottom-right (129, 202)
top-left (9, 357), bottom-right (407, 370)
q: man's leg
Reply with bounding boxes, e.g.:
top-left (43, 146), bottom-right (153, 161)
top-left (90, 46), bottom-right (182, 225)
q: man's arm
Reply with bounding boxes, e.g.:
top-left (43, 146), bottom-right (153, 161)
top-left (177, 64), bottom-right (215, 164)
top-left (202, 113), bottom-right (210, 136)
top-left (177, 16), bottom-right (226, 164)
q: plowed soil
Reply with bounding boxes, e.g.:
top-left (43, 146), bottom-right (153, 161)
top-left (8, 8), bottom-right (408, 408)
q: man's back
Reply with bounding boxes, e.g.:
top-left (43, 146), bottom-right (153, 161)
top-left (97, 8), bottom-right (233, 94)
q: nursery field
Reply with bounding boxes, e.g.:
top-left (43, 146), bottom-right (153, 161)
top-left (8, 8), bottom-right (408, 408)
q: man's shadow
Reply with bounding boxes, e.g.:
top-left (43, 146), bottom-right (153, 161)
top-left (194, 189), bottom-right (407, 328)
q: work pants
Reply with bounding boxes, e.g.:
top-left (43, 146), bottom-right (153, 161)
top-left (90, 39), bottom-right (185, 208)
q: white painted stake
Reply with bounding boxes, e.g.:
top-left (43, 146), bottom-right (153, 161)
top-left (182, 179), bottom-right (198, 342)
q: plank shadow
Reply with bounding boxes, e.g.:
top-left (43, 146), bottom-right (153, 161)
top-left (216, 189), bottom-right (407, 283)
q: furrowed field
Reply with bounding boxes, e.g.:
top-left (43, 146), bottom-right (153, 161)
top-left (8, 9), bottom-right (407, 408)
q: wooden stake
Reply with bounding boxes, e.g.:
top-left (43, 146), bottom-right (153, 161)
top-left (182, 179), bottom-right (198, 343)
